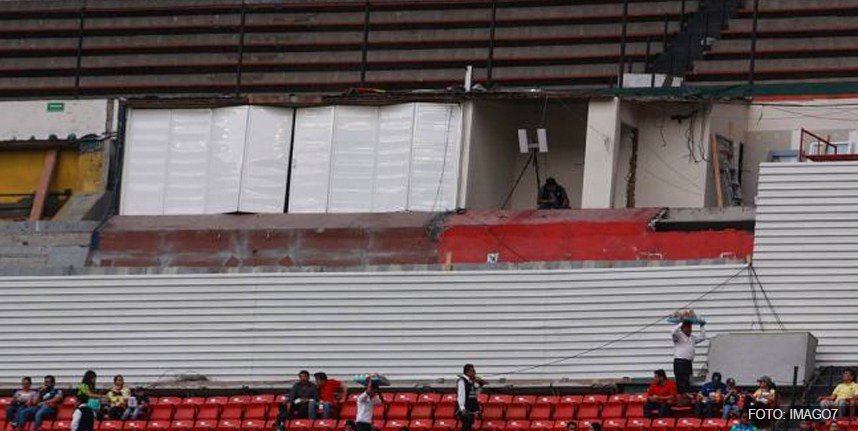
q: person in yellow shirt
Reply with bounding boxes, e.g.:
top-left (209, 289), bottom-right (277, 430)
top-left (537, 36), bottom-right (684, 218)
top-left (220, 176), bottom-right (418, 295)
top-left (105, 375), bottom-right (130, 420)
top-left (819, 369), bottom-right (857, 417)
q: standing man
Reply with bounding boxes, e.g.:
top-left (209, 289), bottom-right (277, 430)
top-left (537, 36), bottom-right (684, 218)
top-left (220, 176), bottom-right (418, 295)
top-left (355, 378), bottom-right (382, 431)
top-left (457, 364), bottom-right (487, 431)
top-left (672, 320), bottom-right (706, 395)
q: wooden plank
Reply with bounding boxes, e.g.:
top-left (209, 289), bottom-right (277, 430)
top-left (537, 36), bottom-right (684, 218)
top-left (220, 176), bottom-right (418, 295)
top-left (28, 149), bottom-right (59, 221)
top-left (711, 134), bottom-right (724, 208)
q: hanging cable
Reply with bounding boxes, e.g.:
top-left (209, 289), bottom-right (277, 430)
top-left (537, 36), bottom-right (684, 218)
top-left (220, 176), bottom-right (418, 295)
top-left (500, 151), bottom-right (535, 209)
top-left (748, 262), bottom-right (765, 331)
top-left (484, 264), bottom-right (750, 377)
top-left (749, 263), bottom-right (787, 331)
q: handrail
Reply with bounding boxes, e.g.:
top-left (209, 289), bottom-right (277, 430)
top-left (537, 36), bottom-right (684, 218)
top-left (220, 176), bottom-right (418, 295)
top-left (799, 128), bottom-right (837, 161)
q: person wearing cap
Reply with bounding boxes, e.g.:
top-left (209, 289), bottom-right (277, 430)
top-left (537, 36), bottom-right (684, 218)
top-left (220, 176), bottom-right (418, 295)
top-left (457, 364), bottom-right (486, 431)
top-left (537, 178), bottom-right (570, 209)
top-left (751, 376), bottom-right (777, 408)
top-left (671, 319), bottom-right (707, 395)
top-left (819, 369), bottom-right (858, 417)
top-left (355, 376), bottom-right (382, 431)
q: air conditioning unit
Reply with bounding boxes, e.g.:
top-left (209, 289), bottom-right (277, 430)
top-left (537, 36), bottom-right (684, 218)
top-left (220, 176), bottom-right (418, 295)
top-left (807, 140), bottom-right (855, 155)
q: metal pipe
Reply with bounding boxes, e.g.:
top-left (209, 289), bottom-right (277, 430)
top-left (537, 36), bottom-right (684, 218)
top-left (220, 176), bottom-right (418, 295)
top-left (359, 0), bottom-right (371, 86)
top-left (618, 0), bottom-right (629, 88)
top-left (749, 0), bottom-right (759, 86)
top-left (235, 0), bottom-right (247, 96)
top-left (486, 0), bottom-right (498, 86)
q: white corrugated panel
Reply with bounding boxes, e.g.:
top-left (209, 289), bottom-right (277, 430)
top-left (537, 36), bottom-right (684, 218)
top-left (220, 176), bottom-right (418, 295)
top-left (751, 161), bottom-right (858, 369)
top-left (329, 106), bottom-right (379, 213)
top-left (120, 110), bottom-right (171, 215)
top-left (205, 106), bottom-right (248, 214)
top-left (0, 263), bottom-right (820, 385)
top-left (237, 107), bottom-right (293, 213)
top-left (289, 107), bottom-right (335, 213)
top-left (163, 109), bottom-right (211, 215)
top-left (288, 103), bottom-right (461, 213)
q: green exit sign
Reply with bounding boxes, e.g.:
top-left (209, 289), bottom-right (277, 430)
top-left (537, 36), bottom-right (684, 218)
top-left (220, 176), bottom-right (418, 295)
top-left (46, 102), bottom-right (65, 113)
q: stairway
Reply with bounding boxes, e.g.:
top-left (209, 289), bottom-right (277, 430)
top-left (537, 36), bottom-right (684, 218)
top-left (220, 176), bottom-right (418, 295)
top-left (652, 0), bottom-right (742, 77)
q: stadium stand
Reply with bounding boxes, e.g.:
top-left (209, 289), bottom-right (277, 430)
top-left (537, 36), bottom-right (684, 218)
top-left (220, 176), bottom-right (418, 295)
top-left (687, 0), bottom-right (858, 84)
top-left (0, 0), bottom-right (697, 97)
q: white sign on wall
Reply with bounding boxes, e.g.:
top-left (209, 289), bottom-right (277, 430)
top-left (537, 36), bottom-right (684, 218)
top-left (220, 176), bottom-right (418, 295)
top-left (120, 106), bottom-right (293, 215)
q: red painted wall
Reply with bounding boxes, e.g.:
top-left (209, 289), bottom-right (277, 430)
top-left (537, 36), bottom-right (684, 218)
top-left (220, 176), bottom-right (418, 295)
top-left (437, 209), bottom-right (753, 264)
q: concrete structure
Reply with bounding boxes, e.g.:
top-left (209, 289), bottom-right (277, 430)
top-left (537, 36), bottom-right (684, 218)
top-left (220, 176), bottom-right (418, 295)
top-left (708, 332), bottom-right (817, 386)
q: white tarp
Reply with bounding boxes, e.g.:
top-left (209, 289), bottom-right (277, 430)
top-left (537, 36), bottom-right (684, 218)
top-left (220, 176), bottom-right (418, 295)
top-left (121, 106), bottom-right (293, 215)
top-left (289, 103), bottom-right (462, 213)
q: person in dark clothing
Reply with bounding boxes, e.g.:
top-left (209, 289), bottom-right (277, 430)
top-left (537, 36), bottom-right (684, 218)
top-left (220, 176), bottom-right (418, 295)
top-left (71, 394), bottom-right (95, 431)
top-left (537, 178), bottom-right (570, 209)
top-left (457, 364), bottom-right (487, 431)
top-left (695, 372), bottom-right (727, 418)
top-left (276, 370), bottom-right (318, 431)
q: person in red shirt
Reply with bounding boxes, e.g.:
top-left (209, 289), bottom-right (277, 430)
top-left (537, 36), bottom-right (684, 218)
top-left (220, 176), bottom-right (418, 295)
top-left (314, 372), bottom-right (345, 419)
top-left (645, 369), bottom-right (677, 418)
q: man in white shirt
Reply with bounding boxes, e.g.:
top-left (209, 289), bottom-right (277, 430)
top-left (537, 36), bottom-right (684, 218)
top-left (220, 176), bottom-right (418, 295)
top-left (457, 364), bottom-right (486, 431)
top-left (355, 380), bottom-right (382, 431)
top-left (672, 321), bottom-right (707, 394)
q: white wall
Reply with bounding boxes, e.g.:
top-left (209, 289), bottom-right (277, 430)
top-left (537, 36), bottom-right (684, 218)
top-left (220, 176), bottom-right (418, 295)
top-left (0, 99), bottom-right (113, 140)
top-left (466, 100), bottom-right (587, 209)
top-left (581, 98), bottom-right (622, 208)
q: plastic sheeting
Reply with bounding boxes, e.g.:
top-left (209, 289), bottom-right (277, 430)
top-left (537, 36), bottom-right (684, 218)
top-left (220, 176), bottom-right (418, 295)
top-left (121, 107), bottom-right (293, 215)
top-left (289, 103), bottom-right (462, 213)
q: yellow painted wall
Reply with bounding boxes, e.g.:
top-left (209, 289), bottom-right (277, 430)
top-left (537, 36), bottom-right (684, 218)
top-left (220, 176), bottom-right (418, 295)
top-left (0, 148), bottom-right (104, 203)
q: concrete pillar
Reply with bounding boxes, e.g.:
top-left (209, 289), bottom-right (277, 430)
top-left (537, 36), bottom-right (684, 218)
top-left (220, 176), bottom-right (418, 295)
top-left (581, 97), bottom-right (622, 208)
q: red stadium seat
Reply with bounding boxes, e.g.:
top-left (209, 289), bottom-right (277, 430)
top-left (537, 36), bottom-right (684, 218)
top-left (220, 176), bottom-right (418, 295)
top-left (726, 420), bottom-right (739, 431)
top-left (479, 420), bottom-right (505, 431)
top-left (577, 396), bottom-right (606, 420)
top-left (124, 421), bottom-right (148, 431)
top-left (625, 418), bottom-right (650, 431)
top-left (578, 420), bottom-right (601, 431)
top-left (185, 399), bottom-right (206, 406)
top-left (483, 395), bottom-right (512, 421)
top-left (699, 419), bottom-right (726, 431)
top-left (151, 405), bottom-right (177, 421)
top-left (251, 396), bottom-right (275, 404)
top-left (207, 398), bottom-right (229, 406)
top-left (174, 406), bottom-right (198, 421)
top-left (197, 405), bottom-right (222, 421)
top-left (62, 398), bottom-right (79, 407)
top-left (243, 403), bottom-right (268, 421)
top-left (409, 419), bottom-right (433, 431)
top-left (430, 419), bottom-right (457, 431)
top-left (0, 398), bottom-right (12, 407)
top-left (216, 419), bottom-right (241, 431)
top-left (192, 420), bottom-right (217, 431)
top-left (381, 394), bottom-right (396, 403)
top-left (373, 404), bottom-right (387, 421)
top-left (100, 421), bottom-right (124, 431)
top-left (57, 406), bottom-right (76, 421)
top-left (478, 394), bottom-right (489, 404)
top-left (674, 418), bottom-right (700, 431)
top-left (551, 421), bottom-right (574, 431)
top-left (600, 396), bottom-right (626, 420)
top-left (411, 395), bottom-right (437, 420)
top-left (229, 397), bottom-right (251, 405)
top-left (240, 420), bottom-right (265, 431)
top-left (160, 398), bottom-right (184, 406)
top-left (389, 394), bottom-right (418, 420)
top-left (289, 420), bottom-right (312, 431)
top-left (340, 394), bottom-right (359, 421)
top-left (170, 420), bottom-right (194, 431)
top-left (602, 418), bottom-right (625, 431)
top-left (530, 397), bottom-right (557, 421)
top-left (48, 420), bottom-right (73, 431)
top-left (507, 396), bottom-right (534, 421)
top-left (649, 418), bottom-right (675, 431)
top-left (313, 420), bottom-right (337, 431)
top-left (530, 421), bottom-right (554, 431)
top-left (383, 419), bottom-right (409, 431)
top-left (434, 395), bottom-right (458, 420)
top-left (553, 396), bottom-right (581, 421)
top-left (625, 395), bottom-right (647, 419)
top-left (372, 421), bottom-right (385, 431)
top-left (506, 420), bottom-right (531, 431)
top-left (221, 405), bottom-right (244, 421)
top-left (265, 421), bottom-right (278, 431)
top-left (147, 421), bottom-right (171, 431)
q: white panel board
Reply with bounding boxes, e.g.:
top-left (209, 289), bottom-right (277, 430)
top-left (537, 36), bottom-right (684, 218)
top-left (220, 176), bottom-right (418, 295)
top-left (328, 106), bottom-right (379, 213)
top-left (375, 104), bottom-right (415, 212)
top-left (409, 103), bottom-right (462, 211)
top-left (288, 107), bottom-right (335, 213)
top-left (238, 107), bottom-right (293, 213)
top-left (0, 99), bottom-right (110, 140)
top-left (120, 110), bottom-right (171, 215)
top-left (204, 106), bottom-right (249, 214)
top-left (163, 109), bottom-right (211, 215)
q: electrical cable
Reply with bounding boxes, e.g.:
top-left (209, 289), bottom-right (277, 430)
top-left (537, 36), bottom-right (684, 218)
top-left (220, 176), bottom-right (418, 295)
top-left (500, 151), bottom-right (535, 209)
top-left (431, 106), bottom-right (457, 212)
top-left (749, 263), bottom-right (787, 331)
top-left (748, 262), bottom-right (765, 331)
top-left (484, 264), bottom-right (750, 377)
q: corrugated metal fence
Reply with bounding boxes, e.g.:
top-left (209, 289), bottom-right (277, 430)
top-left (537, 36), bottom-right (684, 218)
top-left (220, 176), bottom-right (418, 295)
top-left (0, 162), bottom-right (857, 385)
